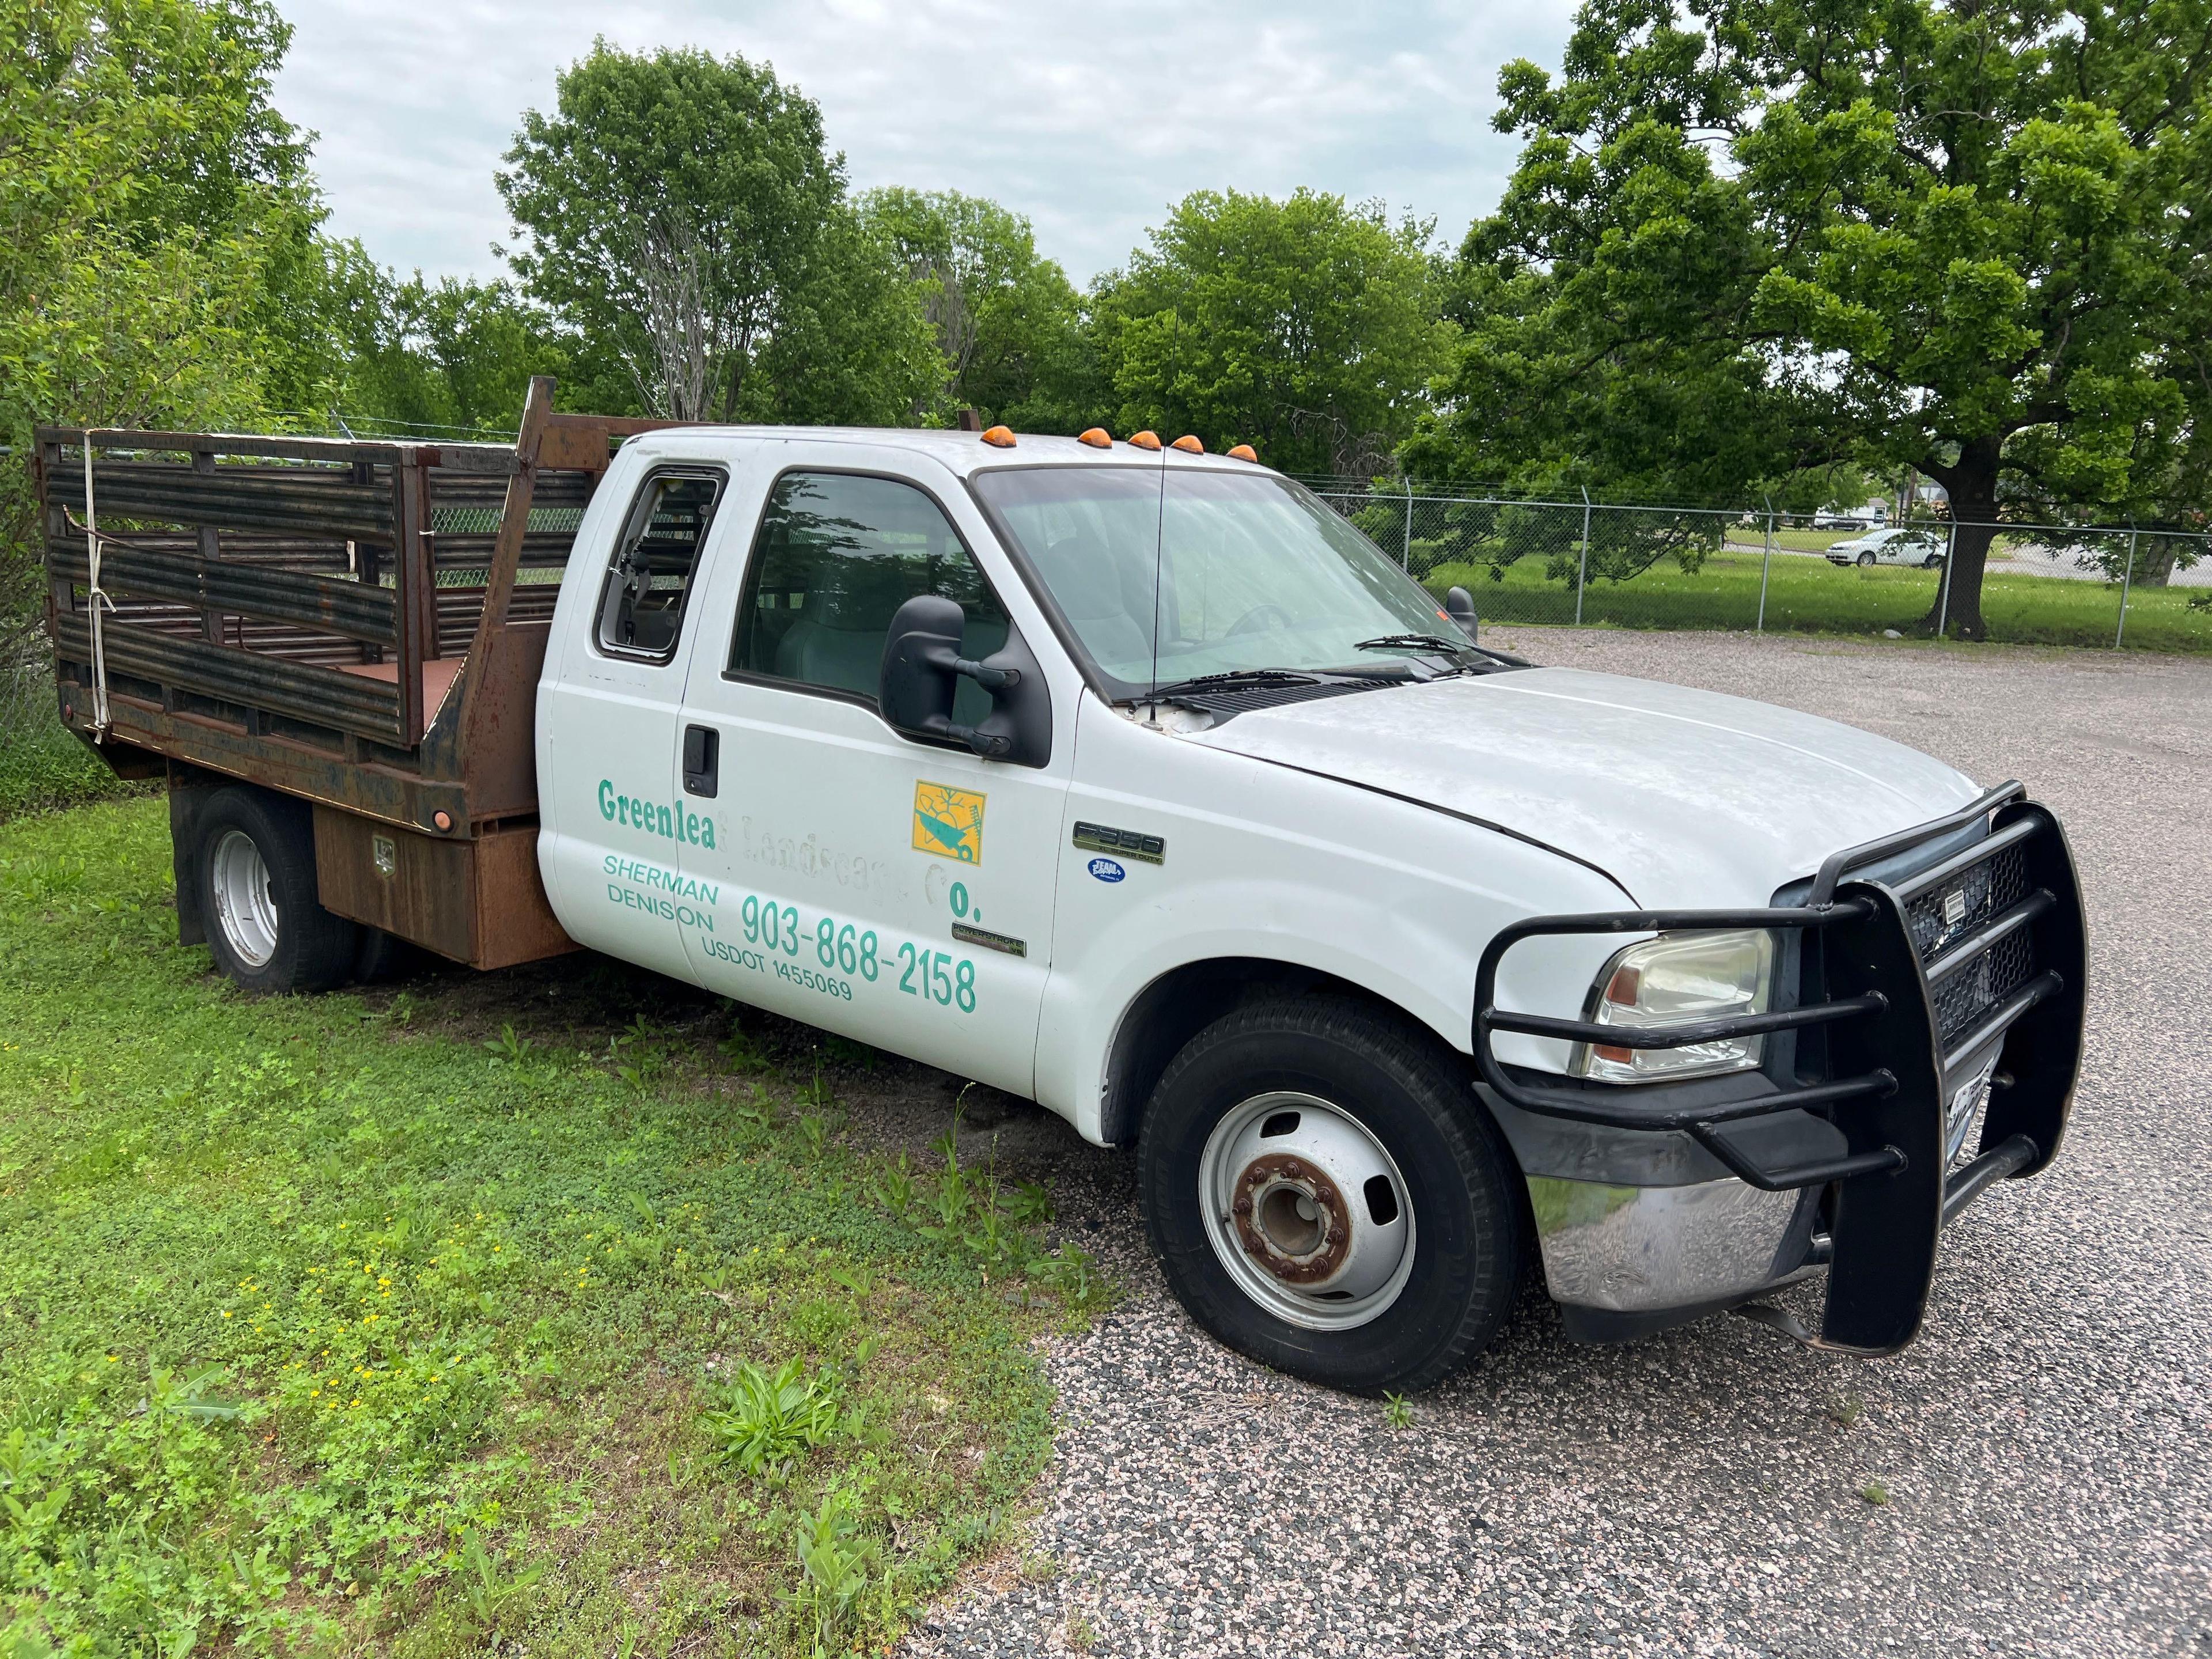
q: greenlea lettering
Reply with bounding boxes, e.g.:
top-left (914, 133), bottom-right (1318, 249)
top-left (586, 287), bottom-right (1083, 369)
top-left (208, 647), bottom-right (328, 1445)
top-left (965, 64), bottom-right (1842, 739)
top-left (599, 779), bottom-right (716, 848)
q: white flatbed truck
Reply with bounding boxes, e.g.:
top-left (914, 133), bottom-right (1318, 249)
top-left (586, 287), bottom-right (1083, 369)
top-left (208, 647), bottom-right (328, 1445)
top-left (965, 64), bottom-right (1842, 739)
top-left (39, 381), bottom-right (2086, 1390)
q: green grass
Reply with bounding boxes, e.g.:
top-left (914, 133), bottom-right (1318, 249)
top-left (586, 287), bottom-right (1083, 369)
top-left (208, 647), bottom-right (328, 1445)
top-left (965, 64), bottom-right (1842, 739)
top-left (0, 798), bottom-right (1104, 1656)
top-left (0, 668), bottom-right (142, 823)
top-left (1425, 547), bottom-right (2212, 652)
top-left (1724, 527), bottom-right (1854, 555)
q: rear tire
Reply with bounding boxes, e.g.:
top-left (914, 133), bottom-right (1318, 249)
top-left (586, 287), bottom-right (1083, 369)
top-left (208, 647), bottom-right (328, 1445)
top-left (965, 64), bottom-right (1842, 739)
top-left (194, 787), bottom-right (357, 994)
top-left (1138, 995), bottom-right (1524, 1393)
top-left (353, 926), bottom-right (412, 984)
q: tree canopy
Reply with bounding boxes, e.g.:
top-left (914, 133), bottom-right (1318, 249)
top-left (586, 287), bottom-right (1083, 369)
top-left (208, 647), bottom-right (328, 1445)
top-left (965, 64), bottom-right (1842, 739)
top-left (0, 0), bottom-right (329, 653)
top-left (495, 42), bottom-right (937, 427)
top-left (858, 188), bottom-right (1097, 430)
top-left (1092, 188), bottom-right (1454, 476)
top-left (1408, 0), bottom-right (2212, 637)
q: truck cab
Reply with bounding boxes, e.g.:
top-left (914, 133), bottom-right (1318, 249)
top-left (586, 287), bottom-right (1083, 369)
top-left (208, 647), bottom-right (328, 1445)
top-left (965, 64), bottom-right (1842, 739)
top-left (38, 394), bottom-right (2085, 1392)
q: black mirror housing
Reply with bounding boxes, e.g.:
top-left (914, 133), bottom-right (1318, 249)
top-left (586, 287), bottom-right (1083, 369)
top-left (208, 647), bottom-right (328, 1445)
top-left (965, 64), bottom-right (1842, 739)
top-left (880, 594), bottom-right (965, 740)
top-left (1445, 586), bottom-right (1480, 642)
top-left (880, 594), bottom-right (1051, 767)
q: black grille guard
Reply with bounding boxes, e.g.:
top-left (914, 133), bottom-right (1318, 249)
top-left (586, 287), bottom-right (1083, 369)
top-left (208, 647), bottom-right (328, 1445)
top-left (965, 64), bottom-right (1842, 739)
top-left (1472, 781), bottom-right (2087, 1354)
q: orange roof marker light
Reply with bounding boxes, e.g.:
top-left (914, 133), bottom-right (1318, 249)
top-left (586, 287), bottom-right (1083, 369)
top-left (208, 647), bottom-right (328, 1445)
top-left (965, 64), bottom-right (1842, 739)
top-left (1171, 434), bottom-right (1204, 453)
top-left (1226, 442), bottom-right (1259, 463)
top-left (1077, 427), bottom-right (1112, 448)
top-left (980, 425), bottom-right (1017, 448)
top-left (1128, 430), bottom-right (1162, 451)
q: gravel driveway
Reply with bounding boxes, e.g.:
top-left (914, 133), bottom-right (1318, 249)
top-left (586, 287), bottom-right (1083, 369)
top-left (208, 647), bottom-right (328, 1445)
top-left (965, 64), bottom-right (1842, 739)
top-left (902, 630), bottom-right (2212, 1659)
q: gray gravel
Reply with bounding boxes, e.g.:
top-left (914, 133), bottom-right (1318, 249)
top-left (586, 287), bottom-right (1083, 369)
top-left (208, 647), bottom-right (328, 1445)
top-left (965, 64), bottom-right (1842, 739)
top-left (902, 630), bottom-right (2212, 1659)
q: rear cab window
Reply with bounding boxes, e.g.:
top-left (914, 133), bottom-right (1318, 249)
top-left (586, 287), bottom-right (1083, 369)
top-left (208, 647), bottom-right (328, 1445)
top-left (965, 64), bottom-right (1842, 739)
top-left (595, 469), bottom-right (724, 662)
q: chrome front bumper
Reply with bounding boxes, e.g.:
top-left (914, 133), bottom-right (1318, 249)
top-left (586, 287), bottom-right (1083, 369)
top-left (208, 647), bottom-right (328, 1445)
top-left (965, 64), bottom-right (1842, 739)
top-left (1526, 1173), bottom-right (1815, 1317)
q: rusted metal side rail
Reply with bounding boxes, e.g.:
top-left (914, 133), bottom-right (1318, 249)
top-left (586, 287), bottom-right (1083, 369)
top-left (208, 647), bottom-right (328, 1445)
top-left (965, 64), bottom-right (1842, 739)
top-left (36, 377), bottom-right (710, 968)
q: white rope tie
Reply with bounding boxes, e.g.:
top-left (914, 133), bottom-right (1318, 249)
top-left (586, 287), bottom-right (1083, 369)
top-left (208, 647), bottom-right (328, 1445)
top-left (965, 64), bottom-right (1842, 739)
top-left (81, 430), bottom-right (116, 743)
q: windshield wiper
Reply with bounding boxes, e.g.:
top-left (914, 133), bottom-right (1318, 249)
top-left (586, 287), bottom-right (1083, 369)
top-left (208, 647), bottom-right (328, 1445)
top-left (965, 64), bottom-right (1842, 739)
top-left (1148, 667), bottom-right (1329, 696)
top-left (1353, 632), bottom-right (1474, 656)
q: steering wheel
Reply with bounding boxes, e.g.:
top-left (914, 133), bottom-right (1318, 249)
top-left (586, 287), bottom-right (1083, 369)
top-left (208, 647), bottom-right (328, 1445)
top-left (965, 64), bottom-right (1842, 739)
top-left (1226, 603), bottom-right (1294, 638)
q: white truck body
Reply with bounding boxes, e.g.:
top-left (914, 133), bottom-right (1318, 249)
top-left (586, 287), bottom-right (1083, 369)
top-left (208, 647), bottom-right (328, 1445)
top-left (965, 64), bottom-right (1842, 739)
top-left (57, 405), bottom-right (2075, 1392)
top-left (522, 427), bottom-right (2084, 1381)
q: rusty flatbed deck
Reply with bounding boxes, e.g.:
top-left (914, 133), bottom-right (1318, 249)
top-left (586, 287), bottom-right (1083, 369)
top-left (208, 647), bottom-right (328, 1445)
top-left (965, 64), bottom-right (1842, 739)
top-left (37, 378), bottom-right (691, 968)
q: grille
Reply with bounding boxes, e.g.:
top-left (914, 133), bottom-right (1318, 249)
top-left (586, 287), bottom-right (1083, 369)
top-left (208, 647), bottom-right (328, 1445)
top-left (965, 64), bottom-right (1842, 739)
top-left (1906, 843), bottom-right (2035, 1049)
top-left (1905, 843), bottom-right (2028, 957)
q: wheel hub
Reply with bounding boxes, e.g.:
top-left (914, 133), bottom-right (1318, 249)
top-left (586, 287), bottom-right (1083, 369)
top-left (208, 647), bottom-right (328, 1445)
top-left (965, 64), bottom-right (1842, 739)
top-left (1232, 1153), bottom-right (1351, 1285)
top-left (210, 828), bottom-right (279, 968)
top-left (1198, 1090), bottom-right (1416, 1331)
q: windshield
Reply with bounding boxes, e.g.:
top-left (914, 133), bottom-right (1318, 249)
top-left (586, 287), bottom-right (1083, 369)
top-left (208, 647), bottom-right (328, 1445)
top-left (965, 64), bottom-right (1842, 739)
top-left (971, 466), bottom-right (1465, 695)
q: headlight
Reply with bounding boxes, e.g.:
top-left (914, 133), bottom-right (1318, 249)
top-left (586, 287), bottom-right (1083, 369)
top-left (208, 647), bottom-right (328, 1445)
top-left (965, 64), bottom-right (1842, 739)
top-left (1571, 929), bottom-right (1775, 1083)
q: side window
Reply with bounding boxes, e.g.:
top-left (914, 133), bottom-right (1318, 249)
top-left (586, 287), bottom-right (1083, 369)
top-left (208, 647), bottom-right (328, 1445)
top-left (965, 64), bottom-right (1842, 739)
top-left (730, 471), bottom-right (1008, 715)
top-left (595, 469), bottom-right (723, 662)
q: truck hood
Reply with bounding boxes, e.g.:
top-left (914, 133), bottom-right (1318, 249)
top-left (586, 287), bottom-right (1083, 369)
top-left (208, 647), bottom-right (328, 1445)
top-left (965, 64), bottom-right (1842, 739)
top-left (1185, 667), bottom-right (1982, 908)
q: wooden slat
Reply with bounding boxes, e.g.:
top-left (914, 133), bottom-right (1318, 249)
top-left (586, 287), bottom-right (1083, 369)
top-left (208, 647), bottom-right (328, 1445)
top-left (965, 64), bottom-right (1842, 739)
top-left (47, 541), bottom-right (397, 646)
top-left (53, 612), bottom-right (403, 742)
top-left (48, 464), bottom-right (395, 541)
top-left (36, 425), bottom-right (515, 472)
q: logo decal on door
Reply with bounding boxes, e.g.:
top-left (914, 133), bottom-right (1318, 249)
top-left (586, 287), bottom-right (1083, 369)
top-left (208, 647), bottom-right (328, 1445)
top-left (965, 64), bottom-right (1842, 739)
top-left (912, 781), bottom-right (986, 865)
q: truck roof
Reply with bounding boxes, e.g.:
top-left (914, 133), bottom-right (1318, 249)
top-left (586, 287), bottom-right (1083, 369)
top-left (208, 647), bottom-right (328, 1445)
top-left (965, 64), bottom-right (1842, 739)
top-left (619, 425), bottom-right (1270, 480)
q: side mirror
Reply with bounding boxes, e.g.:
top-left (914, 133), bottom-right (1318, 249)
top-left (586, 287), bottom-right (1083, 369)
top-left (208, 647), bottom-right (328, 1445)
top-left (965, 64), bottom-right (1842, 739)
top-left (1445, 586), bottom-right (1480, 642)
top-left (880, 594), bottom-right (1049, 766)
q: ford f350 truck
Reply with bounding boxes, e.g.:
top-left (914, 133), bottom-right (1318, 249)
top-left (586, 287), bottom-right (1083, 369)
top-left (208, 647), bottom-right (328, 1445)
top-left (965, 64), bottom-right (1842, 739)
top-left (36, 379), bottom-right (2085, 1391)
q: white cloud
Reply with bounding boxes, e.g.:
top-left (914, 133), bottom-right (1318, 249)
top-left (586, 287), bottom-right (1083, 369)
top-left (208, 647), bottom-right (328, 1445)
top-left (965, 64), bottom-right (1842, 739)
top-left (273, 0), bottom-right (1577, 285)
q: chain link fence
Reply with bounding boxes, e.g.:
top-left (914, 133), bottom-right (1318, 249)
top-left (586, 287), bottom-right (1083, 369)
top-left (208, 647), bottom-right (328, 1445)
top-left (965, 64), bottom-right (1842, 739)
top-left (1302, 479), bottom-right (2212, 654)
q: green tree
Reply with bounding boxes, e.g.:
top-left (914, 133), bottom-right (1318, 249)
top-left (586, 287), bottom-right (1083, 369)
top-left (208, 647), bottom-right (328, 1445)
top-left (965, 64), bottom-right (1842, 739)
top-left (0, 0), bottom-right (324, 657)
top-left (1093, 188), bottom-right (1454, 475)
top-left (497, 41), bottom-right (935, 426)
top-left (1412, 0), bottom-right (2212, 638)
top-left (319, 246), bottom-right (570, 435)
top-left (858, 188), bottom-right (1096, 428)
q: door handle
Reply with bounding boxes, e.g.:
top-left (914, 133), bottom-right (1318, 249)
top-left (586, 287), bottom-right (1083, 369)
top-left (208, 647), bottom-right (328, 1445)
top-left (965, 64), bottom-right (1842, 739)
top-left (683, 724), bottom-right (719, 798)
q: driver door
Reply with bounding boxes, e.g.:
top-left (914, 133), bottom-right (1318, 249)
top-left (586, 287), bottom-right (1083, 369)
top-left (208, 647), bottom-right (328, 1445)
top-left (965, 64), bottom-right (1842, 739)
top-left (671, 445), bottom-right (1071, 1094)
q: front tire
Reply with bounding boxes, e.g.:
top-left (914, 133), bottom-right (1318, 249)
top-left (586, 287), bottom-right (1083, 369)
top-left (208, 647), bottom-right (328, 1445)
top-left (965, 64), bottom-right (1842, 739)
top-left (1139, 996), bottom-right (1525, 1393)
top-left (195, 787), bottom-right (358, 993)
top-left (1856, 551), bottom-right (1877, 567)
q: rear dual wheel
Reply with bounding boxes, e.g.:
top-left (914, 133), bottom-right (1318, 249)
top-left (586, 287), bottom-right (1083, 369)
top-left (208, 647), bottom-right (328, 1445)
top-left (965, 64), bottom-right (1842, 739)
top-left (1139, 996), bottom-right (1525, 1393)
top-left (195, 788), bottom-right (360, 994)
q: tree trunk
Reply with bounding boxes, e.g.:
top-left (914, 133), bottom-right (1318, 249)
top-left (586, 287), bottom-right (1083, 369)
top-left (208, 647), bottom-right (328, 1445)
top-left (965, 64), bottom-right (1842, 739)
top-left (1925, 437), bottom-right (2002, 641)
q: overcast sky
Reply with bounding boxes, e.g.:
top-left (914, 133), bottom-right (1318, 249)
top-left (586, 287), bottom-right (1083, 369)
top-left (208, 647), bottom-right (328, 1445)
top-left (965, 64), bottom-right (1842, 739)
top-left (272, 0), bottom-right (1580, 287)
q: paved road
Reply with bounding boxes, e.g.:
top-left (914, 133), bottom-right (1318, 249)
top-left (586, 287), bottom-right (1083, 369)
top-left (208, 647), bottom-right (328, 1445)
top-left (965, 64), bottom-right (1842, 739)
top-left (902, 631), bottom-right (2212, 1659)
top-left (1723, 533), bottom-right (2212, 587)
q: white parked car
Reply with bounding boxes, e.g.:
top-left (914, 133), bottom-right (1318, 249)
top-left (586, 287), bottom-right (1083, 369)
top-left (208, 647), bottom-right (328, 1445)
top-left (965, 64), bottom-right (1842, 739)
top-left (1828, 527), bottom-right (1948, 567)
top-left (1811, 503), bottom-right (1883, 529)
top-left (44, 395), bottom-right (2088, 1393)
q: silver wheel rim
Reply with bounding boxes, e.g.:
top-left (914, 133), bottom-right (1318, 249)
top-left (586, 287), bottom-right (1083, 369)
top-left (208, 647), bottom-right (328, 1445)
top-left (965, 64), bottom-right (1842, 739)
top-left (1196, 1090), bottom-right (1416, 1331)
top-left (210, 828), bottom-right (279, 968)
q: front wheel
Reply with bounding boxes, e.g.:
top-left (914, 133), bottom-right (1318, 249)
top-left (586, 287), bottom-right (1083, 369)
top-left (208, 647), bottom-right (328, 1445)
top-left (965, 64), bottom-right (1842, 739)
top-left (1857, 551), bottom-right (1877, 567)
top-left (1139, 997), bottom-right (1525, 1393)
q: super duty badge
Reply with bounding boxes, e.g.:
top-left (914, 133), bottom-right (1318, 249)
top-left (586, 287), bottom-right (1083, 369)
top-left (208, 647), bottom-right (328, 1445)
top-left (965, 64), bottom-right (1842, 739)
top-left (1073, 821), bottom-right (1164, 865)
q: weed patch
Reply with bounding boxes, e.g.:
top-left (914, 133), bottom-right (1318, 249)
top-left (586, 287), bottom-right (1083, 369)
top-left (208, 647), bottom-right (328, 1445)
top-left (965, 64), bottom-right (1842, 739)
top-left (0, 798), bottom-right (1101, 1655)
